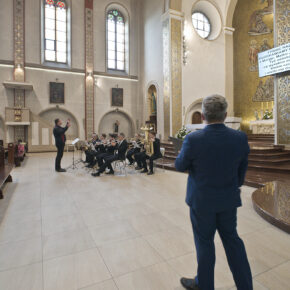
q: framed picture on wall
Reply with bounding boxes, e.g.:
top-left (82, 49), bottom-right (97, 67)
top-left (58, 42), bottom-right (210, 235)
top-left (50, 82), bottom-right (65, 104)
top-left (112, 88), bottom-right (123, 107)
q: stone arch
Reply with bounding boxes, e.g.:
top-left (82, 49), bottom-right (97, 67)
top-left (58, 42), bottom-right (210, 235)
top-left (39, 107), bottom-right (79, 140)
top-left (145, 81), bottom-right (159, 131)
top-left (225, 0), bottom-right (238, 27)
top-left (184, 98), bottom-right (203, 124)
top-left (98, 109), bottom-right (135, 138)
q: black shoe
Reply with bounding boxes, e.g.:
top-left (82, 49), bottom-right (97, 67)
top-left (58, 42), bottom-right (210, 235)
top-left (140, 169), bottom-right (148, 173)
top-left (180, 278), bottom-right (200, 290)
top-left (135, 166), bottom-right (142, 170)
top-left (56, 168), bottom-right (66, 172)
top-left (91, 172), bottom-right (100, 177)
top-left (105, 171), bottom-right (114, 175)
top-left (147, 171), bottom-right (154, 175)
top-left (129, 162), bottom-right (134, 165)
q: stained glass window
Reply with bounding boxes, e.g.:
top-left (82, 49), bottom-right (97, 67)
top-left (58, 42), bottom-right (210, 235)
top-left (44, 0), bottom-right (67, 63)
top-left (107, 10), bottom-right (125, 71)
top-left (192, 12), bottom-right (211, 39)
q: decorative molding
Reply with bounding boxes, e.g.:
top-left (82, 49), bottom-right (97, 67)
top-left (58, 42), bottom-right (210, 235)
top-left (13, 0), bottom-right (26, 141)
top-left (224, 26), bottom-right (235, 35)
top-left (275, 0), bottom-right (290, 145)
top-left (85, 0), bottom-right (94, 138)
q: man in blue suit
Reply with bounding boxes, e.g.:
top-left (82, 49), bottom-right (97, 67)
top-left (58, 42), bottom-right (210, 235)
top-left (175, 95), bottom-right (252, 290)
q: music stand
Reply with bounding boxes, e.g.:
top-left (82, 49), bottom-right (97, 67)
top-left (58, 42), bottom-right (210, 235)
top-left (66, 138), bottom-right (81, 170)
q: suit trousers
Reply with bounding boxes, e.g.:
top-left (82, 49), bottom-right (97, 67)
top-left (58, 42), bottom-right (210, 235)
top-left (55, 144), bottom-right (65, 170)
top-left (190, 207), bottom-right (253, 290)
top-left (126, 147), bottom-right (140, 164)
top-left (98, 155), bottom-right (119, 173)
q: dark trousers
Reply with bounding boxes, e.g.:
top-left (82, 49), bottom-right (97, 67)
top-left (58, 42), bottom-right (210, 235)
top-left (126, 148), bottom-right (140, 164)
top-left (98, 155), bottom-right (119, 173)
top-left (135, 152), bottom-right (160, 172)
top-left (97, 153), bottom-right (112, 167)
top-left (55, 144), bottom-right (65, 170)
top-left (190, 207), bottom-right (253, 290)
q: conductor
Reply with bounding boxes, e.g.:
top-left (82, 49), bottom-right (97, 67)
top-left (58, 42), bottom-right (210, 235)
top-left (53, 118), bottom-right (71, 172)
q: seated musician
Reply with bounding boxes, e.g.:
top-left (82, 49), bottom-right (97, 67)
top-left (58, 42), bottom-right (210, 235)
top-left (135, 131), bottom-right (162, 175)
top-left (86, 133), bottom-right (107, 168)
top-left (94, 134), bottom-right (116, 168)
top-left (126, 133), bottom-right (142, 165)
top-left (85, 133), bottom-right (99, 164)
top-left (92, 133), bottom-right (128, 177)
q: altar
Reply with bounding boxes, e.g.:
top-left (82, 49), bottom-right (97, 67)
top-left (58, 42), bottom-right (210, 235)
top-left (249, 120), bottom-right (275, 134)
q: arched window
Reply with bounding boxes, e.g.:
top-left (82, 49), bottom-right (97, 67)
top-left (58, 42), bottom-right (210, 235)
top-left (44, 0), bottom-right (67, 63)
top-left (107, 10), bottom-right (125, 71)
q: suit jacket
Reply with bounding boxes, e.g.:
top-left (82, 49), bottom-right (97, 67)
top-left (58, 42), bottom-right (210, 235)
top-left (153, 138), bottom-right (162, 158)
top-left (175, 124), bottom-right (250, 213)
top-left (53, 125), bottom-right (68, 147)
top-left (116, 139), bottom-right (128, 160)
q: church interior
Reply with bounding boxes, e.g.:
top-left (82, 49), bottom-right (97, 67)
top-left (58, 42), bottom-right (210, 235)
top-left (0, 0), bottom-right (289, 289)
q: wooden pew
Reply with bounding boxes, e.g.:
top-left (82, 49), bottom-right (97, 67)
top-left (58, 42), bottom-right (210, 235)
top-left (0, 143), bottom-right (14, 199)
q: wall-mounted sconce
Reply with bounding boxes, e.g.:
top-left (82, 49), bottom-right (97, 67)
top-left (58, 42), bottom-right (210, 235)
top-left (15, 64), bottom-right (23, 73)
top-left (86, 71), bottom-right (93, 80)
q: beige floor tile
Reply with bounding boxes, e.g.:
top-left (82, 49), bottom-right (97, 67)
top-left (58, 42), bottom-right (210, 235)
top-left (81, 279), bottom-right (118, 290)
top-left (89, 220), bottom-right (140, 246)
top-left (43, 228), bottom-right (96, 260)
top-left (43, 248), bottom-right (111, 290)
top-left (41, 202), bottom-right (79, 219)
top-left (243, 233), bottom-right (287, 276)
top-left (144, 227), bottom-right (194, 259)
top-left (128, 212), bottom-right (176, 235)
top-left (0, 262), bottom-right (43, 290)
top-left (115, 262), bottom-right (183, 290)
top-left (42, 213), bottom-right (86, 236)
top-left (99, 237), bottom-right (163, 277)
top-left (0, 237), bottom-right (42, 271)
top-left (0, 208), bottom-right (41, 227)
top-left (80, 207), bottom-right (123, 227)
top-left (230, 280), bottom-right (269, 290)
top-left (255, 261), bottom-right (290, 290)
top-left (160, 207), bottom-right (190, 227)
top-left (0, 219), bottom-right (41, 245)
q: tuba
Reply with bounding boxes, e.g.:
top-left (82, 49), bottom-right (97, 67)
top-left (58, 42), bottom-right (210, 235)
top-left (141, 125), bottom-right (154, 157)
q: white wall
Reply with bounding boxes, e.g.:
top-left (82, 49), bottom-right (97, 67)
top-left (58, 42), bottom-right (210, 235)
top-left (141, 0), bottom-right (165, 136)
top-left (0, 0), bottom-right (13, 61)
top-left (0, 0), bottom-right (142, 145)
top-left (182, 0), bottom-right (229, 124)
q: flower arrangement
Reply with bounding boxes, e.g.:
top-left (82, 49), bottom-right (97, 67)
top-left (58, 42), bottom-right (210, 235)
top-left (176, 126), bottom-right (190, 140)
top-left (262, 109), bottom-right (273, 120)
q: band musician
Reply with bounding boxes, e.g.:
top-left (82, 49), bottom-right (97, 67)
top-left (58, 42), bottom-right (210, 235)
top-left (135, 131), bottom-right (162, 175)
top-left (126, 133), bottom-right (142, 165)
top-left (84, 133), bottom-right (100, 164)
top-left (53, 118), bottom-right (71, 172)
top-left (92, 133), bottom-right (128, 177)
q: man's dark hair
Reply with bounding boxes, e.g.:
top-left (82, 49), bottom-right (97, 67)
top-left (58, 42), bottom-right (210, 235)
top-left (120, 133), bottom-right (125, 138)
top-left (102, 133), bottom-right (107, 138)
top-left (54, 118), bottom-right (59, 125)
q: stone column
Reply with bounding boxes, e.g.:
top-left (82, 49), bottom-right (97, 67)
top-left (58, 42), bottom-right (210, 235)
top-left (162, 9), bottom-right (183, 138)
top-left (14, 0), bottom-right (25, 141)
top-left (84, 0), bottom-right (94, 138)
top-left (224, 27), bottom-right (235, 117)
top-left (275, 0), bottom-right (290, 145)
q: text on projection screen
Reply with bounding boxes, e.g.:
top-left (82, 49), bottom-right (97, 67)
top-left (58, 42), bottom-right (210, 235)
top-left (258, 43), bottom-right (290, 78)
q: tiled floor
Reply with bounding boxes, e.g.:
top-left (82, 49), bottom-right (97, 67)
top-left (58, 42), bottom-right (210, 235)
top-left (0, 153), bottom-right (289, 290)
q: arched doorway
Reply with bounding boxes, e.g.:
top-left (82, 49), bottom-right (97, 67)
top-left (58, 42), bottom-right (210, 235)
top-left (98, 110), bottom-right (134, 138)
top-left (192, 111), bottom-right (202, 124)
top-left (39, 108), bottom-right (79, 140)
top-left (147, 84), bottom-right (157, 131)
